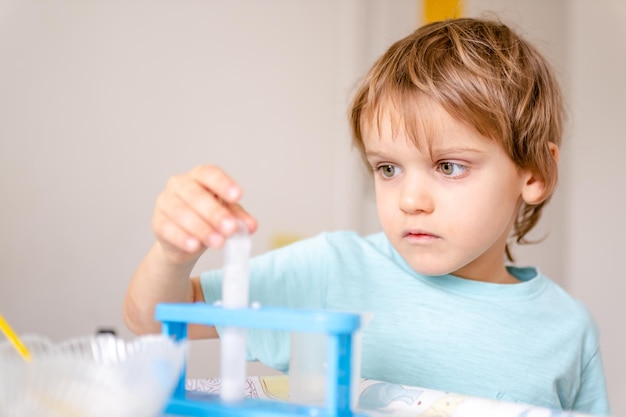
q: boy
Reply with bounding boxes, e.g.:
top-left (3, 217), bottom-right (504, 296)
top-left (124, 18), bottom-right (609, 414)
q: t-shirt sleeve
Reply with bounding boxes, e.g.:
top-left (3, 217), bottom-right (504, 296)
top-left (199, 233), bottom-right (331, 371)
top-left (572, 346), bottom-right (611, 416)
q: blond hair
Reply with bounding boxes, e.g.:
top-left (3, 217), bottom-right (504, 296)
top-left (349, 17), bottom-right (563, 261)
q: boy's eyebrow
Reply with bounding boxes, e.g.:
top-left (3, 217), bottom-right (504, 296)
top-left (365, 146), bottom-right (486, 159)
top-left (432, 146), bottom-right (486, 155)
top-left (364, 150), bottom-right (390, 160)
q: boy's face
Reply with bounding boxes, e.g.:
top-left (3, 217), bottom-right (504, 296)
top-left (362, 98), bottom-right (531, 283)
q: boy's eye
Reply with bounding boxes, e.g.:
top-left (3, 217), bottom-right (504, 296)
top-left (378, 165), bottom-right (398, 178)
top-left (438, 162), bottom-right (466, 177)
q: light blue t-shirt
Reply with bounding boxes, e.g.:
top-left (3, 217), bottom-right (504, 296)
top-left (200, 231), bottom-right (610, 415)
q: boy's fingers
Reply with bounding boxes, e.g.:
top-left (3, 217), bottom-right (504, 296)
top-left (155, 192), bottom-right (224, 249)
top-left (154, 214), bottom-right (201, 253)
top-left (191, 165), bottom-right (241, 204)
top-left (152, 209), bottom-right (206, 264)
top-left (173, 177), bottom-right (239, 236)
top-left (156, 165), bottom-right (256, 252)
top-left (230, 204), bottom-right (258, 234)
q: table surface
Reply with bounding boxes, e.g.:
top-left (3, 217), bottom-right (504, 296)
top-left (163, 376), bottom-right (601, 417)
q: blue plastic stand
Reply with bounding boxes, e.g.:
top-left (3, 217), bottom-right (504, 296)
top-left (155, 303), bottom-right (365, 417)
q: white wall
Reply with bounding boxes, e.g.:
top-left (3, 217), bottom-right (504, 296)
top-left (1, 1), bottom-right (624, 415)
top-left (567, 1), bottom-right (626, 415)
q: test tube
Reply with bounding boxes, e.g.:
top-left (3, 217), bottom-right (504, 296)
top-left (220, 222), bottom-right (251, 402)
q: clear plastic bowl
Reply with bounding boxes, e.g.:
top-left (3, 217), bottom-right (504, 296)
top-left (0, 334), bottom-right (186, 417)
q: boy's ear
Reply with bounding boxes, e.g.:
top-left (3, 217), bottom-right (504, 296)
top-left (521, 143), bottom-right (559, 205)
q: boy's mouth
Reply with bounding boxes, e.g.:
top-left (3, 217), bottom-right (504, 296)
top-left (404, 230), bottom-right (440, 241)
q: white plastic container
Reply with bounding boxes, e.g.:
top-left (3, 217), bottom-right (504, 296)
top-left (0, 334), bottom-right (186, 417)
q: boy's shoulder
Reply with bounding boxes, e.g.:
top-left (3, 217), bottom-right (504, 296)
top-left (525, 269), bottom-right (599, 334)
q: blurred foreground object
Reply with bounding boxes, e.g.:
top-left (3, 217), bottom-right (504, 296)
top-left (0, 333), bottom-right (187, 417)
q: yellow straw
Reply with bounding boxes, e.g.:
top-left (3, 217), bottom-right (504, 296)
top-left (0, 313), bottom-right (32, 361)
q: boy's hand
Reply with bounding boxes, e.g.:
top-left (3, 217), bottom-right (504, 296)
top-left (152, 165), bottom-right (257, 264)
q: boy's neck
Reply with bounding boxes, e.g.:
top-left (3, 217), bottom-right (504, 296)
top-left (452, 254), bottom-right (521, 284)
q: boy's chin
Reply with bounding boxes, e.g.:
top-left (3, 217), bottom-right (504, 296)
top-left (405, 261), bottom-right (456, 277)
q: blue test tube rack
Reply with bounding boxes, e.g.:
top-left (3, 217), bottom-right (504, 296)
top-left (155, 302), bottom-right (365, 417)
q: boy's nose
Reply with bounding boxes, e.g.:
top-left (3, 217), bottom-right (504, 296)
top-left (399, 180), bottom-right (434, 214)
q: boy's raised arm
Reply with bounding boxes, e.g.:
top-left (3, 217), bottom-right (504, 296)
top-left (122, 165), bottom-right (257, 338)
